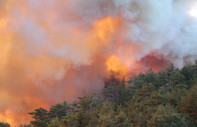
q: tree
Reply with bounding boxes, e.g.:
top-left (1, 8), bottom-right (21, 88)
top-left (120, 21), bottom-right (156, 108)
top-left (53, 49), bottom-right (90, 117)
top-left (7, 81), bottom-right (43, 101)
top-left (48, 118), bottom-right (60, 127)
top-left (61, 112), bottom-right (79, 127)
top-left (116, 83), bottom-right (130, 106)
top-left (178, 84), bottom-right (197, 123)
top-left (76, 93), bottom-right (103, 127)
top-left (154, 71), bottom-right (168, 88)
top-left (0, 122), bottom-right (10, 127)
top-left (103, 82), bottom-right (119, 102)
top-left (148, 105), bottom-right (189, 127)
top-left (144, 68), bottom-right (156, 85)
top-left (181, 65), bottom-right (195, 86)
top-left (166, 84), bottom-right (188, 106)
top-left (18, 124), bottom-right (32, 127)
top-left (194, 60), bottom-right (197, 73)
top-left (130, 69), bottom-right (156, 89)
top-left (29, 108), bottom-right (49, 127)
top-left (150, 88), bottom-right (168, 106)
top-left (114, 110), bottom-right (131, 127)
top-left (171, 71), bottom-right (185, 87)
top-left (193, 60), bottom-right (197, 82)
top-left (166, 63), bottom-right (178, 85)
top-left (130, 73), bottom-right (146, 89)
top-left (48, 101), bottom-right (69, 120)
top-left (127, 84), bottom-right (156, 127)
top-left (96, 102), bottom-right (116, 127)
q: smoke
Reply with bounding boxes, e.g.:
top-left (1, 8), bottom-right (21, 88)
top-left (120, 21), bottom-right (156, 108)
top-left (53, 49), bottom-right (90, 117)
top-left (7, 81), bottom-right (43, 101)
top-left (0, 0), bottom-right (197, 125)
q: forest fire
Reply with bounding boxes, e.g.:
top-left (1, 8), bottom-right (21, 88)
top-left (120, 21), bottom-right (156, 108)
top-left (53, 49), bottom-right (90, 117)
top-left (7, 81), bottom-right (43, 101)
top-left (0, 0), bottom-right (197, 126)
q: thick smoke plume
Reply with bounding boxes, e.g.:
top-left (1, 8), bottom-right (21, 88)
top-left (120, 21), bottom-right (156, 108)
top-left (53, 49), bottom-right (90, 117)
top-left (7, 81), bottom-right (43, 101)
top-left (0, 0), bottom-right (197, 125)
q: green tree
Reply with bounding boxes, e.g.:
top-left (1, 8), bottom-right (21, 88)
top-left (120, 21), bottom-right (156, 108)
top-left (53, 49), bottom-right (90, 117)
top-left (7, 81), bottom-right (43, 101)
top-left (114, 110), bottom-right (131, 127)
top-left (150, 88), bottom-right (168, 106)
top-left (61, 112), bottom-right (79, 127)
top-left (127, 84), bottom-right (156, 127)
top-left (166, 63), bottom-right (178, 85)
top-left (130, 73), bottom-right (146, 89)
top-left (154, 71), bottom-right (168, 88)
top-left (48, 101), bottom-right (69, 120)
top-left (194, 60), bottom-right (197, 73)
top-left (166, 84), bottom-right (188, 106)
top-left (171, 71), bottom-right (185, 87)
top-left (148, 105), bottom-right (189, 127)
top-left (144, 68), bottom-right (156, 85)
top-left (181, 65), bottom-right (195, 86)
top-left (29, 108), bottom-right (49, 127)
top-left (96, 102), bottom-right (116, 127)
top-left (48, 118), bottom-right (60, 127)
top-left (103, 82), bottom-right (119, 102)
top-left (77, 93), bottom-right (103, 127)
top-left (130, 69), bottom-right (156, 89)
top-left (18, 124), bottom-right (32, 127)
top-left (178, 84), bottom-right (197, 123)
top-left (0, 122), bottom-right (10, 127)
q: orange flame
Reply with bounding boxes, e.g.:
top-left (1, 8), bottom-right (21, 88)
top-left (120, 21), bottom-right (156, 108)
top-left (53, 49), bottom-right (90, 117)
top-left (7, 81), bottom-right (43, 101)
top-left (88, 16), bottom-right (120, 54)
top-left (106, 55), bottom-right (130, 79)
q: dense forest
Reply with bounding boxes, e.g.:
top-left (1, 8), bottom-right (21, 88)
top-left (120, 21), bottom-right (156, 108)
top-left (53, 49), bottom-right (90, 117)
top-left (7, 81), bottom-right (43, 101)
top-left (1, 62), bottom-right (197, 127)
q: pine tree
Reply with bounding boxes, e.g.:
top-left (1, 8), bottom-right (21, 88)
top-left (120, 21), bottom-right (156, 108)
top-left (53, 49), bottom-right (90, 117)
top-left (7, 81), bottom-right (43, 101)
top-left (166, 63), bottom-right (178, 86)
top-left (96, 102), bottom-right (116, 127)
top-left (148, 105), bottom-right (189, 127)
top-left (0, 122), bottom-right (10, 127)
top-left (178, 84), bottom-right (197, 122)
top-left (48, 118), bottom-right (60, 127)
top-left (48, 101), bottom-right (69, 120)
top-left (29, 108), bottom-right (49, 127)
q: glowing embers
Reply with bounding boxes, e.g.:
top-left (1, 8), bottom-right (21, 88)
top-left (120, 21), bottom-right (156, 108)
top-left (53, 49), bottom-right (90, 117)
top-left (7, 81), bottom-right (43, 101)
top-left (188, 3), bottom-right (197, 18)
top-left (106, 55), bottom-right (129, 79)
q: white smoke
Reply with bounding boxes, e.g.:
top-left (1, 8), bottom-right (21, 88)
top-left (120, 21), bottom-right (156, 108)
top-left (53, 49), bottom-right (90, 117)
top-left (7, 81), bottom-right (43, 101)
top-left (9, 0), bottom-right (197, 66)
top-left (70, 0), bottom-right (197, 65)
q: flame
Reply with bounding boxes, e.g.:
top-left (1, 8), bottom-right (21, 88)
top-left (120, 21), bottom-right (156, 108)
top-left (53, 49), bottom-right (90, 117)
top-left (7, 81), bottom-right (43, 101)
top-left (93, 17), bottom-right (130, 79)
top-left (88, 16), bottom-right (120, 54)
top-left (93, 17), bottom-right (118, 42)
top-left (106, 55), bottom-right (129, 79)
top-left (0, 92), bottom-right (14, 125)
top-left (0, 111), bottom-right (14, 126)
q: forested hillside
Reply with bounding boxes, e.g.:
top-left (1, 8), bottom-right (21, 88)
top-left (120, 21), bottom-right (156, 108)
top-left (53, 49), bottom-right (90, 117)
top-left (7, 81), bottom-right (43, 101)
top-left (1, 63), bottom-right (197, 127)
